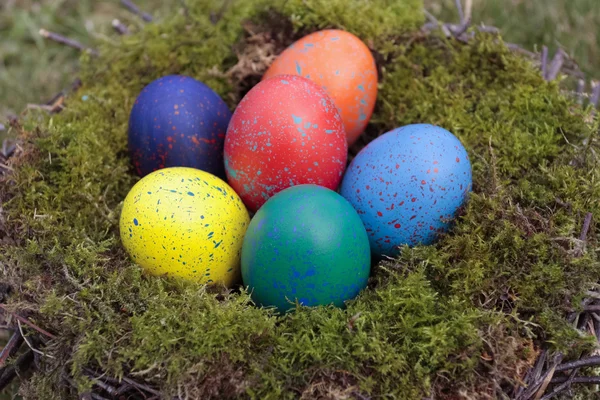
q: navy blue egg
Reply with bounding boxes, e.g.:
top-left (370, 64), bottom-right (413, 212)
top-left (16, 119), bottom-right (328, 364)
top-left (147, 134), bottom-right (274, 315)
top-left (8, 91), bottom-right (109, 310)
top-left (340, 124), bottom-right (473, 258)
top-left (128, 75), bottom-right (232, 179)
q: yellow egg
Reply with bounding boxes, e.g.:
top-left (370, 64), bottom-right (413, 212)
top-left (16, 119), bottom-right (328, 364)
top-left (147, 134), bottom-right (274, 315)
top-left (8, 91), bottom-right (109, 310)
top-left (119, 167), bottom-right (250, 287)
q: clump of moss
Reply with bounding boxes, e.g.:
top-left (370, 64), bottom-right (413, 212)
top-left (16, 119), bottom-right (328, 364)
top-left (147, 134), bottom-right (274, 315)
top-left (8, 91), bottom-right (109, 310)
top-left (1, 0), bottom-right (599, 399)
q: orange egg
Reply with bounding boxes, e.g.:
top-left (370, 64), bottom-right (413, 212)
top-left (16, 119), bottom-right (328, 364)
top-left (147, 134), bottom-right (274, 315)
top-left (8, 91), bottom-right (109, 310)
top-left (262, 29), bottom-right (378, 146)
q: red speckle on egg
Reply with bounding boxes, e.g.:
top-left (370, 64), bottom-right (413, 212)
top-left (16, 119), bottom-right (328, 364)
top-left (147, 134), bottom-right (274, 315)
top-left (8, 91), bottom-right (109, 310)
top-left (224, 75), bottom-right (347, 213)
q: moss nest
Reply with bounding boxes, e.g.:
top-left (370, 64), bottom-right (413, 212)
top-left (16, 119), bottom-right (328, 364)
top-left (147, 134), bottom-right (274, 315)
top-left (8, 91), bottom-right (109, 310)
top-left (1, 0), bottom-right (599, 398)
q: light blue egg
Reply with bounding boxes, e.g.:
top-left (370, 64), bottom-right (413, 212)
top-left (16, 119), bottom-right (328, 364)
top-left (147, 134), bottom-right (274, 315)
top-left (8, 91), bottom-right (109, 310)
top-left (340, 124), bottom-right (473, 258)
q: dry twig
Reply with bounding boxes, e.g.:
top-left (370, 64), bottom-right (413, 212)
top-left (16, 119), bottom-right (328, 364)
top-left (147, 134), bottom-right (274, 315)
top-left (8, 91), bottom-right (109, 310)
top-left (120, 0), bottom-right (152, 22)
top-left (555, 355), bottom-right (600, 372)
top-left (540, 370), bottom-right (577, 400)
top-left (17, 320), bottom-right (54, 359)
top-left (39, 29), bottom-right (99, 56)
top-left (0, 350), bottom-right (33, 391)
top-left (0, 304), bottom-right (56, 339)
top-left (0, 330), bottom-right (23, 368)
top-left (455, 0), bottom-right (464, 22)
top-left (576, 79), bottom-right (586, 105)
top-left (541, 46), bottom-right (548, 79)
top-left (591, 81), bottom-right (600, 108)
top-left (551, 376), bottom-right (600, 384)
top-left (112, 19), bottom-right (129, 35)
top-left (1, 140), bottom-right (16, 159)
top-left (546, 49), bottom-right (566, 81)
top-left (122, 376), bottom-right (162, 396)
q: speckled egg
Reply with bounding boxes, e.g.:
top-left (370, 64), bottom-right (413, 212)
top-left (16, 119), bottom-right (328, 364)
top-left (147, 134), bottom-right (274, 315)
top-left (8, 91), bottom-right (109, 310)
top-left (262, 29), bottom-right (378, 146)
top-left (119, 167), bottom-right (250, 286)
top-left (241, 184), bottom-right (371, 312)
top-left (128, 75), bottom-right (232, 179)
top-left (340, 124), bottom-right (472, 258)
top-left (224, 75), bottom-right (347, 213)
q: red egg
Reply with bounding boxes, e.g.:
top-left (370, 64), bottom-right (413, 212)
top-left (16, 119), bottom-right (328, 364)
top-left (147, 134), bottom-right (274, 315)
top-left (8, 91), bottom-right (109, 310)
top-left (224, 75), bottom-right (347, 213)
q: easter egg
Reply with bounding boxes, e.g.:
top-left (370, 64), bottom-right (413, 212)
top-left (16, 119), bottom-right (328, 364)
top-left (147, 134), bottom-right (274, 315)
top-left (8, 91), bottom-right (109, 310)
top-left (128, 75), bottom-right (232, 179)
top-left (340, 124), bottom-right (472, 258)
top-left (224, 75), bottom-right (347, 213)
top-left (241, 184), bottom-right (371, 312)
top-left (262, 29), bottom-right (378, 146)
top-left (119, 167), bottom-right (250, 286)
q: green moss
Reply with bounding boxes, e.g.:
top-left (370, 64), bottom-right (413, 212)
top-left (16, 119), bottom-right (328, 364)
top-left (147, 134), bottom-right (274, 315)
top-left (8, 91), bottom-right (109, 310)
top-left (1, 0), bottom-right (599, 398)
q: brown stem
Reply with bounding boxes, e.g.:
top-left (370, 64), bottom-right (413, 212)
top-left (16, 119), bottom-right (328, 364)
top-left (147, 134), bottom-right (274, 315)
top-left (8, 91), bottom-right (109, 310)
top-left (0, 304), bottom-right (56, 339)
top-left (0, 331), bottom-right (23, 368)
top-left (120, 0), bottom-right (153, 22)
top-left (39, 29), bottom-right (99, 56)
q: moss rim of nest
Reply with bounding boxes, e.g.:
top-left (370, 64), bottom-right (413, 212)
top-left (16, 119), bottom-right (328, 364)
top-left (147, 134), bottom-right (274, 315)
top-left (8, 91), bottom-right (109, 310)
top-left (0, 0), bottom-right (599, 399)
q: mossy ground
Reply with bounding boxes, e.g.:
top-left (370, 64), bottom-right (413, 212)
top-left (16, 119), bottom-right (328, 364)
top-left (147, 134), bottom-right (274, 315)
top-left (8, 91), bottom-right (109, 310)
top-left (0, 0), bottom-right (599, 399)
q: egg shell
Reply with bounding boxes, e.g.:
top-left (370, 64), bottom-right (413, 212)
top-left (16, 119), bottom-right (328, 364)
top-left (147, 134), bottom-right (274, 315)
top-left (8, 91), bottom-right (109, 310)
top-left (262, 29), bottom-right (378, 146)
top-left (241, 184), bottom-right (371, 312)
top-left (340, 124), bottom-right (472, 258)
top-left (128, 75), bottom-right (232, 179)
top-left (119, 167), bottom-right (250, 286)
top-left (224, 74), bottom-right (347, 213)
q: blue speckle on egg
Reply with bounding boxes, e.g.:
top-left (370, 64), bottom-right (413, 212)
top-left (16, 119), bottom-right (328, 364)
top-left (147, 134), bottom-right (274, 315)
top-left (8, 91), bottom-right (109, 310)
top-left (128, 75), bottom-right (232, 179)
top-left (340, 124), bottom-right (473, 257)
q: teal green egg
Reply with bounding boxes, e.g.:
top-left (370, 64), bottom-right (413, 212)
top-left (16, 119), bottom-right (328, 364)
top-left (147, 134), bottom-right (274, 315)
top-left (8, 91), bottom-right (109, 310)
top-left (241, 184), bottom-right (371, 312)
